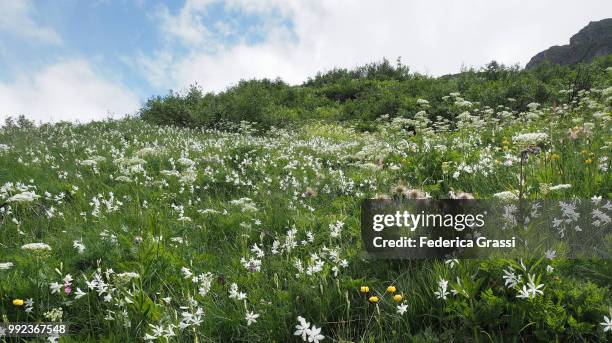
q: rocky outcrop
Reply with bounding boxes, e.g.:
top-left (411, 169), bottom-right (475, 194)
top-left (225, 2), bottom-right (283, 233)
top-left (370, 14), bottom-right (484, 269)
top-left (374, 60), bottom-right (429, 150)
top-left (526, 18), bottom-right (612, 69)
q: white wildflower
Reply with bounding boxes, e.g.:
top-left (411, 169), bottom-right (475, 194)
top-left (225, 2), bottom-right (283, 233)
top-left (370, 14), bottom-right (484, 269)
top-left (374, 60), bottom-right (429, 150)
top-left (21, 243), bottom-right (52, 251)
top-left (434, 278), bottom-right (449, 300)
top-left (245, 311), bottom-right (259, 326)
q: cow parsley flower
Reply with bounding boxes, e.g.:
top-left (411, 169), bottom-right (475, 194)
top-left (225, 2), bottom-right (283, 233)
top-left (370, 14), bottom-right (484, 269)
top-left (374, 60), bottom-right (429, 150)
top-left (493, 191), bottom-right (519, 201)
top-left (526, 102), bottom-right (540, 110)
top-left (21, 243), bottom-right (52, 251)
top-left (548, 184), bottom-right (571, 191)
top-left (512, 132), bottom-right (548, 147)
top-left (116, 272), bottom-right (140, 282)
top-left (0, 262), bottom-right (13, 270)
top-left (44, 307), bottom-right (63, 321)
top-left (7, 191), bottom-right (40, 203)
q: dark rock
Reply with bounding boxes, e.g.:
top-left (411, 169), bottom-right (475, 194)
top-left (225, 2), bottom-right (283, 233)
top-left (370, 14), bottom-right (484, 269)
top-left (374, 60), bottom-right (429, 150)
top-left (526, 18), bottom-right (612, 69)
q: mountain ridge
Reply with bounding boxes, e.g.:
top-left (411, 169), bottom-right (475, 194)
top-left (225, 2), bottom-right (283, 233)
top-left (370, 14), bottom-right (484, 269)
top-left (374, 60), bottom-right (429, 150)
top-left (526, 18), bottom-right (612, 69)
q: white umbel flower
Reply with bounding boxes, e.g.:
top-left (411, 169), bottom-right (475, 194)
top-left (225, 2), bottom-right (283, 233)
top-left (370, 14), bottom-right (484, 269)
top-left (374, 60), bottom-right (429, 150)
top-left (8, 191), bottom-right (40, 202)
top-left (21, 243), bottom-right (52, 251)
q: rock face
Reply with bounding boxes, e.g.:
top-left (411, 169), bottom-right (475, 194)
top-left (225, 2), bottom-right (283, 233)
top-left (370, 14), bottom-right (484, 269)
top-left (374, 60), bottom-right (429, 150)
top-left (526, 18), bottom-right (612, 69)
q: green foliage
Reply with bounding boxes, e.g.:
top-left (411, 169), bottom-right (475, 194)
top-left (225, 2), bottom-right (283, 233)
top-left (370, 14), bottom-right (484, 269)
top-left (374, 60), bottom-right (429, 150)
top-left (139, 56), bottom-right (612, 128)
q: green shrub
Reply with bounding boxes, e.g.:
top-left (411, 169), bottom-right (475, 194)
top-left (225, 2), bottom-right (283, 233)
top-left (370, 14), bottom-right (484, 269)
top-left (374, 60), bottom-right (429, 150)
top-left (139, 56), bottom-right (612, 128)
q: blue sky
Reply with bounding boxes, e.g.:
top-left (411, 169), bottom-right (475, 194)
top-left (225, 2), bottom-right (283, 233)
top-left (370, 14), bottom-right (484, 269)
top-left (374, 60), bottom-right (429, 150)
top-left (2, 1), bottom-right (157, 95)
top-left (0, 0), bottom-right (295, 110)
top-left (0, 0), bottom-right (611, 122)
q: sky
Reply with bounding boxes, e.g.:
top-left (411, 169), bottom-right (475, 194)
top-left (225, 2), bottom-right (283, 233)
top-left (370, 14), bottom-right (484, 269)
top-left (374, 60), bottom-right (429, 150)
top-left (0, 0), bottom-right (610, 123)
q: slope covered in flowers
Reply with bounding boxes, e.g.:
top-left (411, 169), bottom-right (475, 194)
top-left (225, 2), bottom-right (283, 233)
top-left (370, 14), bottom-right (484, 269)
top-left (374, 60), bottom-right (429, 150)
top-left (0, 82), bottom-right (611, 341)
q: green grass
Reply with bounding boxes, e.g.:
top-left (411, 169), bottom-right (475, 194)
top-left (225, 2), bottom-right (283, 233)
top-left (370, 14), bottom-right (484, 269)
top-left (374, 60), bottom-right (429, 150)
top-left (0, 81), bottom-right (611, 342)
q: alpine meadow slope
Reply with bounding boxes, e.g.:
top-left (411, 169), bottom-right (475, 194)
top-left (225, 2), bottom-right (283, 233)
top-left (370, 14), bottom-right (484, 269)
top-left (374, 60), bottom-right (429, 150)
top-left (1, 40), bottom-right (612, 342)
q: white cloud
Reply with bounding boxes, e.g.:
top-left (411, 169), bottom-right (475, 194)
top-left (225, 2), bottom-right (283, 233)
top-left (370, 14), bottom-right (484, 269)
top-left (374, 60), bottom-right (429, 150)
top-left (155, 0), bottom-right (217, 47)
top-left (0, 0), bottom-right (62, 44)
top-left (146, 0), bottom-right (612, 92)
top-left (0, 60), bottom-right (140, 122)
top-left (126, 51), bottom-right (175, 89)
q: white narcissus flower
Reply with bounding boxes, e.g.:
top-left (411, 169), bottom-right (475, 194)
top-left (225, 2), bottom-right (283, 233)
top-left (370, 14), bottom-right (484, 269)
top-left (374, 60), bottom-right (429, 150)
top-left (74, 288), bottom-right (86, 299)
top-left (516, 285), bottom-right (530, 299)
top-left (307, 325), bottom-right (325, 343)
top-left (503, 267), bottom-right (521, 288)
top-left (73, 240), bottom-right (86, 254)
top-left (228, 283), bottom-right (247, 300)
top-left (144, 324), bottom-right (164, 341)
top-left (245, 311), bottom-right (259, 326)
top-left (25, 298), bottom-right (34, 313)
top-left (293, 316), bottom-right (325, 342)
top-left (180, 267), bottom-right (192, 279)
top-left (49, 282), bottom-right (62, 294)
top-left (294, 316), bottom-right (310, 341)
top-left (601, 313), bottom-right (612, 332)
top-left (143, 333), bottom-right (157, 341)
top-left (445, 259), bottom-right (459, 268)
top-left (525, 274), bottom-right (544, 298)
top-left (434, 278), bottom-right (449, 300)
top-left (517, 274), bottom-right (544, 299)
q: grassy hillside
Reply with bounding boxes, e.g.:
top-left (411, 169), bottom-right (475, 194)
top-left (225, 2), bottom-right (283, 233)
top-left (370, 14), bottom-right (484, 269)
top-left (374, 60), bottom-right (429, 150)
top-left (139, 56), bottom-right (612, 128)
top-left (0, 64), bottom-right (611, 342)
